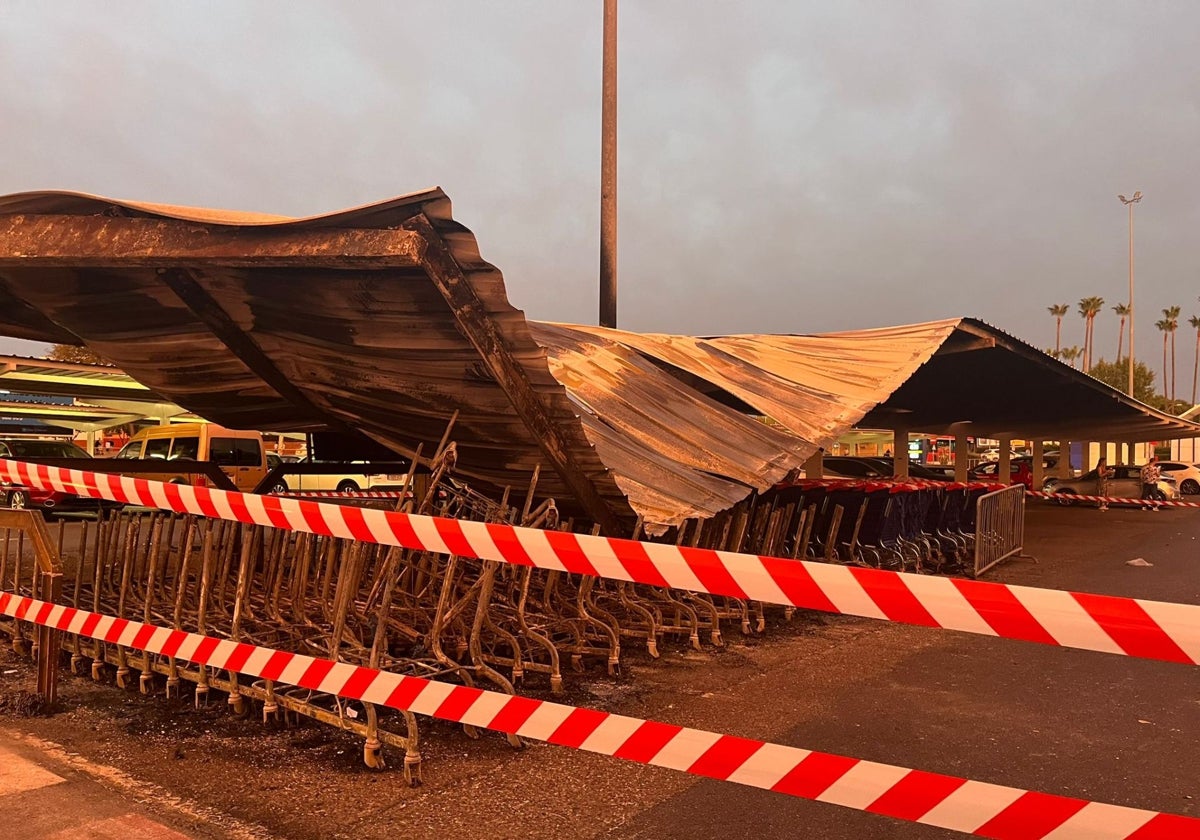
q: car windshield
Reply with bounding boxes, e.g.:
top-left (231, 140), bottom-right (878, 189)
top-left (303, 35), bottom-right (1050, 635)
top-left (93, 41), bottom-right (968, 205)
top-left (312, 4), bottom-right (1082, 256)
top-left (0, 440), bottom-right (90, 458)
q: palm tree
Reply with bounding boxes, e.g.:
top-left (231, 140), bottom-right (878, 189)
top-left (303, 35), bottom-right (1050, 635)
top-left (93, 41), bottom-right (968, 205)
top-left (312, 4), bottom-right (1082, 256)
top-left (1164, 305), bottom-right (1181, 400)
top-left (1077, 300), bottom-right (1090, 369)
top-left (1157, 318), bottom-right (1172, 398)
top-left (1112, 302), bottom-right (1130, 361)
top-left (1077, 296), bottom-right (1104, 372)
top-left (1188, 314), bottom-right (1200, 405)
top-left (1061, 345), bottom-right (1081, 369)
top-left (1048, 304), bottom-right (1069, 353)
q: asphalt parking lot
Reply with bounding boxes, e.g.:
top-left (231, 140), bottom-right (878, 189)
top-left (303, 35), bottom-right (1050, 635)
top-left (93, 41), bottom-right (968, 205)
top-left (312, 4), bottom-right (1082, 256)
top-left (1, 500), bottom-right (1197, 839)
top-left (604, 501), bottom-right (1200, 839)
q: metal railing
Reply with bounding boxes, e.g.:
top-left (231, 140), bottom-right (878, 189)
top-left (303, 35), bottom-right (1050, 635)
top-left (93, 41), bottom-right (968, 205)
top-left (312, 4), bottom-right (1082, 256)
top-left (973, 484), bottom-right (1026, 577)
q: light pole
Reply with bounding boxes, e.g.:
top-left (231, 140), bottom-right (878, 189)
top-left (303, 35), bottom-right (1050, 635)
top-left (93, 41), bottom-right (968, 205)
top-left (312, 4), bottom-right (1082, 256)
top-left (1118, 191), bottom-right (1143, 397)
top-left (599, 0), bottom-right (618, 329)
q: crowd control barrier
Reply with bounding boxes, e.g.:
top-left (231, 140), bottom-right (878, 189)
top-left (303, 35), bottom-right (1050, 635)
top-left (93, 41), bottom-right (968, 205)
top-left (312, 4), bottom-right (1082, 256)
top-left (973, 484), bottom-right (1027, 577)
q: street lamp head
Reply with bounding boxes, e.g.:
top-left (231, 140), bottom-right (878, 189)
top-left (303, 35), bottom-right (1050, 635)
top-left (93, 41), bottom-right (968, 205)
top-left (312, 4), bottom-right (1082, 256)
top-left (1119, 191), bottom-right (1144, 205)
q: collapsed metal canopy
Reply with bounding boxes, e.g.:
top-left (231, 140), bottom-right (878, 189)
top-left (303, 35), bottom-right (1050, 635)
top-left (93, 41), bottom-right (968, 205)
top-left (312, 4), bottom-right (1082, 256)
top-left (0, 189), bottom-right (1195, 532)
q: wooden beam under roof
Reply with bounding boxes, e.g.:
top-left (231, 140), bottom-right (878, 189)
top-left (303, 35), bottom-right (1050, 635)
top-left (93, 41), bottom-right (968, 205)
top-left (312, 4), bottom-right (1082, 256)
top-left (0, 214), bottom-right (426, 269)
top-left (159, 269), bottom-right (344, 434)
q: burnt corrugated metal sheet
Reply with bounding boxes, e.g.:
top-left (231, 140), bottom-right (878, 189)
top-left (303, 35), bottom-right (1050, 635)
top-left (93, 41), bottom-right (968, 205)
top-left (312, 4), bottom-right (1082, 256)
top-left (0, 189), bottom-right (635, 530)
top-left (2, 189), bottom-right (1198, 532)
top-left (530, 321), bottom-right (813, 525)
top-left (548, 320), bottom-right (961, 451)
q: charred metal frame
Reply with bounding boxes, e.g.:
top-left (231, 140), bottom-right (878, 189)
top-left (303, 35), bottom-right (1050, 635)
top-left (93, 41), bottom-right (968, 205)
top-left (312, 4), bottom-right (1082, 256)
top-left (403, 214), bottom-right (623, 535)
top-left (0, 508), bottom-right (62, 705)
top-left (0, 208), bottom-right (625, 534)
top-left (0, 214), bottom-right (425, 269)
top-left (159, 268), bottom-right (361, 439)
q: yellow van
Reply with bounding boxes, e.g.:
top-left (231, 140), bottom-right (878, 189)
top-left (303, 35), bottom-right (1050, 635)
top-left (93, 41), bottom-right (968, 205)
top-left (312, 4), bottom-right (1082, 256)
top-left (114, 423), bottom-right (268, 492)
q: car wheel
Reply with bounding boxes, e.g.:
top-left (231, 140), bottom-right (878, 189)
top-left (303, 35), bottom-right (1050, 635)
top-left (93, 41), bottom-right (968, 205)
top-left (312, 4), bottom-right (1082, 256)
top-left (269, 480), bottom-right (288, 494)
top-left (336, 480), bottom-right (360, 493)
top-left (7, 489), bottom-right (29, 510)
top-left (1054, 489), bottom-right (1076, 506)
top-left (1181, 479), bottom-right (1199, 495)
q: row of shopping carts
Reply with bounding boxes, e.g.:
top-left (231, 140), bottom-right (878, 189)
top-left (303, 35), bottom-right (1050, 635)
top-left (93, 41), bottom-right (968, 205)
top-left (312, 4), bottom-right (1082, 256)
top-left (752, 479), bottom-right (1008, 574)
top-left (0, 449), bottom-right (1006, 779)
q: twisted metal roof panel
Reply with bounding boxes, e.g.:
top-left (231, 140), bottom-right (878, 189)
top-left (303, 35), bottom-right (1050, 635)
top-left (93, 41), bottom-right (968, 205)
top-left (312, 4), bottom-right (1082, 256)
top-left (2, 190), bottom-right (1196, 532)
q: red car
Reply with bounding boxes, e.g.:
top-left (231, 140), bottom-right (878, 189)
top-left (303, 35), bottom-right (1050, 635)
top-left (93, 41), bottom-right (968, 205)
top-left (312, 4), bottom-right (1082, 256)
top-left (0, 438), bottom-right (111, 514)
top-left (968, 455), bottom-right (1058, 489)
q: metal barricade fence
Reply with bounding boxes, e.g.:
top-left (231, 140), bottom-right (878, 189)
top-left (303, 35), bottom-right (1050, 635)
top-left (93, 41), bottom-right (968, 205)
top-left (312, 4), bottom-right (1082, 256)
top-left (974, 483), bottom-right (1025, 577)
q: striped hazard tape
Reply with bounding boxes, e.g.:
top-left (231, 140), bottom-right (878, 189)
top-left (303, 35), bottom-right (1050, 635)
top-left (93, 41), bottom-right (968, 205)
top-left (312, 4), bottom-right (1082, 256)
top-left (0, 590), bottom-right (1193, 839)
top-left (273, 490), bottom-right (411, 499)
top-left (1027, 489), bottom-right (1200, 509)
top-left (3, 459), bottom-right (1200, 668)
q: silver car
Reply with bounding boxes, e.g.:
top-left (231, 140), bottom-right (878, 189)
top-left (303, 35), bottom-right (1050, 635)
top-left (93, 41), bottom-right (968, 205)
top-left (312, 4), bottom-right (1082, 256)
top-left (1044, 465), bottom-right (1178, 505)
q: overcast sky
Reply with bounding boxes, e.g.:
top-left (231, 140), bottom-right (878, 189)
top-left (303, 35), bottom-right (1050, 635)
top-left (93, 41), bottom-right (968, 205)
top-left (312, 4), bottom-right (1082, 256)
top-left (2, 2), bottom-right (1197, 384)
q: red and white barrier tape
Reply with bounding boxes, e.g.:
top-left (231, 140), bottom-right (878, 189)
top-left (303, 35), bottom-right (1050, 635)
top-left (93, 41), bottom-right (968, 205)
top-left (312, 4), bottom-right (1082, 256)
top-left (273, 490), bottom-right (410, 499)
top-left (1027, 490), bottom-right (1200, 509)
top-left (0, 590), bottom-right (1191, 839)
top-left (4, 459), bottom-right (1200, 668)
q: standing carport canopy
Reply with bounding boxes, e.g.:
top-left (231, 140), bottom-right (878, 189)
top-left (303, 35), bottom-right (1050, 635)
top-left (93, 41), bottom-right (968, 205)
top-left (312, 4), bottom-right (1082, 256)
top-left (0, 354), bottom-right (193, 428)
top-left (0, 189), bottom-right (1196, 534)
top-left (816, 320), bottom-right (1198, 442)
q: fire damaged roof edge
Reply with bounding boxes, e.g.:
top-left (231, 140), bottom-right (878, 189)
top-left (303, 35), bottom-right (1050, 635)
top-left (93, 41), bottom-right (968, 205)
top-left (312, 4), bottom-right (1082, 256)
top-left (3, 190), bottom-right (1197, 535)
top-left (0, 188), bottom-right (636, 533)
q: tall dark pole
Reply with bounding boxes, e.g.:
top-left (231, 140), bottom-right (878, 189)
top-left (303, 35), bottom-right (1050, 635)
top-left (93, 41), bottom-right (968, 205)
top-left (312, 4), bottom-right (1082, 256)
top-left (599, 0), bottom-right (618, 328)
top-left (1119, 191), bottom-right (1142, 396)
top-left (1128, 200), bottom-right (1134, 396)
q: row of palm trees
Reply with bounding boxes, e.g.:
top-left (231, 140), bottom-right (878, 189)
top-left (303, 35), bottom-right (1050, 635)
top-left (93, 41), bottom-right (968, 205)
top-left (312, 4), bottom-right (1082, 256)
top-left (1048, 298), bottom-right (1200, 403)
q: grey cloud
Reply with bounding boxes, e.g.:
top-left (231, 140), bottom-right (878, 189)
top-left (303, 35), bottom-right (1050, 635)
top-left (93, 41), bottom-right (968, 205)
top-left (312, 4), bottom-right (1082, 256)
top-left (1, 1), bottom-right (1198, 388)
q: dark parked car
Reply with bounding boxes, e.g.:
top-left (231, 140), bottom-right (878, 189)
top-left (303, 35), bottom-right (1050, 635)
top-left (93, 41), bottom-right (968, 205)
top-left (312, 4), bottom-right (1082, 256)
top-left (0, 438), bottom-right (116, 514)
top-left (862, 458), bottom-right (953, 482)
top-left (806, 456), bottom-right (950, 481)
top-left (816, 456), bottom-right (888, 479)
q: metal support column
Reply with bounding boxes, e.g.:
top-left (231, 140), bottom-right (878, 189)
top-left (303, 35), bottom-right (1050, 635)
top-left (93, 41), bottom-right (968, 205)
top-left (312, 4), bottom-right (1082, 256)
top-left (893, 429), bottom-right (909, 478)
top-left (1031, 439), bottom-right (1045, 490)
top-left (954, 435), bottom-right (970, 482)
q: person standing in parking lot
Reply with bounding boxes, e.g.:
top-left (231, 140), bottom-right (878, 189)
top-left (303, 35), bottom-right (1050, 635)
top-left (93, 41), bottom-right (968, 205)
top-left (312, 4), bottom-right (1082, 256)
top-left (1095, 456), bottom-right (1113, 511)
top-left (1140, 456), bottom-right (1162, 510)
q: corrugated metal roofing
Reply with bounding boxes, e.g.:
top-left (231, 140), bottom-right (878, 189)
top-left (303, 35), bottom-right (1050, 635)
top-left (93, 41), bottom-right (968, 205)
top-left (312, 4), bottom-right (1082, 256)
top-left (1, 189), bottom-right (1197, 532)
top-left (0, 189), bottom-right (635, 532)
top-left (547, 320), bottom-right (961, 451)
